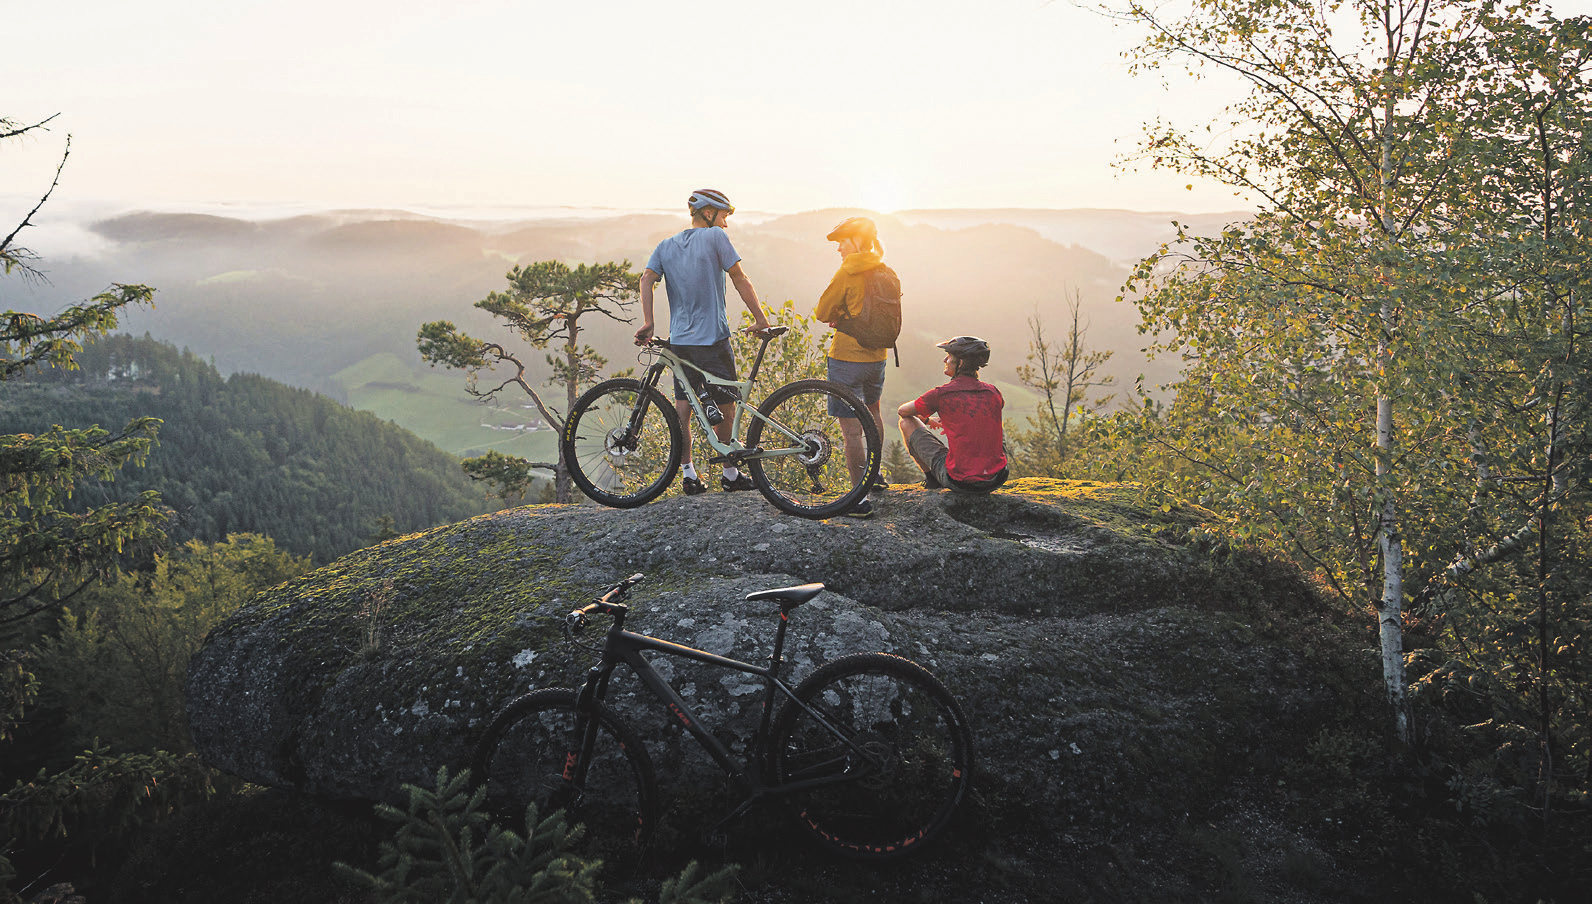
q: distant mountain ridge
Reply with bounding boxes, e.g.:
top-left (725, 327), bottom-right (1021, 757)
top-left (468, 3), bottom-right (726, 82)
top-left (10, 205), bottom-right (1246, 453)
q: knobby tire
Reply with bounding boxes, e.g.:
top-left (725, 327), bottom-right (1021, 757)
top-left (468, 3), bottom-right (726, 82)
top-left (770, 653), bottom-right (974, 859)
top-left (470, 688), bottom-right (659, 855)
top-left (562, 378), bottom-right (683, 508)
top-left (745, 379), bottom-right (881, 519)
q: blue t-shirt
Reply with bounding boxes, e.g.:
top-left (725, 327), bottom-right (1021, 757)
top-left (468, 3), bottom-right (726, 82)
top-left (645, 226), bottom-right (741, 346)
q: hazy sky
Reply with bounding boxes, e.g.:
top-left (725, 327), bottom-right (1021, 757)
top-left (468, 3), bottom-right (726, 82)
top-left (6, 0), bottom-right (1592, 218)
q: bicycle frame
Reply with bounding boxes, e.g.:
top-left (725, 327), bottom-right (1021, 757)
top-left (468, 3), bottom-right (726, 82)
top-left (632, 331), bottom-right (819, 467)
top-left (571, 604), bottom-right (884, 816)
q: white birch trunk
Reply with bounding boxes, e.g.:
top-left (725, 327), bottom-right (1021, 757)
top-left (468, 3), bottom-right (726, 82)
top-left (1377, 53), bottom-right (1410, 741)
top-left (1376, 390), bottom-right (1410, 743)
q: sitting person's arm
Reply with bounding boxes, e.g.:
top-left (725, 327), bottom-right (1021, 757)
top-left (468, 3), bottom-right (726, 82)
top-left (897, 399), bottom-right (941, 434)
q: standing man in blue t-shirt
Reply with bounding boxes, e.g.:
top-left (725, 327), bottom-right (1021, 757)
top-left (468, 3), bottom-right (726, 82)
top-left (634, 189), bottom-right (771, 495)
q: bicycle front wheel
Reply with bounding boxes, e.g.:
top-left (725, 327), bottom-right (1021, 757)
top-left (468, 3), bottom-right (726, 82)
top-left (561, 378), bottom-right (682, 508)
top-left (745, 379), bottom-right (880, 519)
top-left (770, 653), bottom-right (974, 859)
top-left (471, 688), bottom-right (659, 852)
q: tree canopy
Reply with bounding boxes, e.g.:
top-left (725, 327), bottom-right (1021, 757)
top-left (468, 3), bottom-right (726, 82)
top-left (419, 260), bottom-right (640, 502)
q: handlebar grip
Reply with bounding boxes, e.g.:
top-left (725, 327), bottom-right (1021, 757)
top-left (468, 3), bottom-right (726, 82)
top-left (565, 608), bottom-right (592, 635)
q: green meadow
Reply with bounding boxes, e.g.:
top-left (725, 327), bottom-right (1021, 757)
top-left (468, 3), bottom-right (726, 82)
top-left (332, 353), bottom-right (559, 462)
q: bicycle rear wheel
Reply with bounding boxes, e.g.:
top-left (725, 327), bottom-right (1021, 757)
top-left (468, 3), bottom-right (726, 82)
top-left (471, 688), bottom-right (659, 853)
top-left (745, 379), bottom-right (880, 519)
top-left (561, 378), bottom-right (682, 508)
top-left (770, 653), bottom-right (974, 859)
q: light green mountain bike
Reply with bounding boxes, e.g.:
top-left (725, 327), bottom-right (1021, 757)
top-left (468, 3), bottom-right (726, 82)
top-left (559, 327), bottom-right (881, 519)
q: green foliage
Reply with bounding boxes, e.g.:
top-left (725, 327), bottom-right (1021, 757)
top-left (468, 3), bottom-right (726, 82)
top-left (1, 309), bottom-right (168, 632)
top-left (0, 652), bottom-right (36, 745)
top-left (1, 744), bottom-right (223, 890)
top-left (1114, 0), bottom-right (1592, 884)
top-left (0, 112), bottom-right (231, 902)
top-left (461, 451), bottom-right (541, 504)
top-left (30, 534), bottom-right (310, 755)
top-left (731, 300), bottom-right (827, 390)
top-left (0, 334), bottom-right (498, 563)
top-left (337, 767), bottom-right (738, 904)
top-left (1119, 0), bottom-right (1592, 743)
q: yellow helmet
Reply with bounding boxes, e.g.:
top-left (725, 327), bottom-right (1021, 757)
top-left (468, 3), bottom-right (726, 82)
top-left (826, 216), bottom-right (877, 243)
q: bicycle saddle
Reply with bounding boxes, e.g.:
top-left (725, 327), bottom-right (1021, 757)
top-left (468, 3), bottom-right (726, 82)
top-left (745, 582), bottom-right (825, 608)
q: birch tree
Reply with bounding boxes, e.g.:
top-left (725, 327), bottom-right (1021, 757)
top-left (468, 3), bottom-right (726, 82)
top-left (1113, 0), bottom-right (1585, 740)
top-left (1401, 10), bottom-right (1592, 815)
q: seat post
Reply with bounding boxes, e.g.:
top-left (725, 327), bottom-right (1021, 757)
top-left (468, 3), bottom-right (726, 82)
top-left (768, 605), bottom-right (793, 674)
top-left (746, 329), bottom-right (779, 383)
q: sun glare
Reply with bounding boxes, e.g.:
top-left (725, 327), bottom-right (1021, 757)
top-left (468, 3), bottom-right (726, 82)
top-left (860, 175), bottom-right (905, 214)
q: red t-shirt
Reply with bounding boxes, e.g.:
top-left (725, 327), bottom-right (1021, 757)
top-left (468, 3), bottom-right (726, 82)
top-left (914, 376), bottom-right (1007, 483)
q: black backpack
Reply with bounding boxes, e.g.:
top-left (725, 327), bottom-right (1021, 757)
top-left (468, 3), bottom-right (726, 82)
top-left (834, 264), bottom-right (902, 352)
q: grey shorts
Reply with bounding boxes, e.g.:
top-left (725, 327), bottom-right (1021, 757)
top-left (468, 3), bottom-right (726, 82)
top-left (670, 338), bottom-right (741, 404)
top-left (906, 427), bottom-right (1008, 493)
top-left (825, 357), bottom-right (885, 418)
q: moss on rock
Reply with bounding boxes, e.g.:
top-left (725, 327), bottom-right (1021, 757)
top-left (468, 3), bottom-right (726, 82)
top-left (186, 481), bottom-right (1362, 857)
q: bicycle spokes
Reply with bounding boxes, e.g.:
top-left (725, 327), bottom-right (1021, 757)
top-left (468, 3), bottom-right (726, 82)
top-left (746, 381), bottom-right (876, 518)
top-left (562, 379), bottom-right (682, 508)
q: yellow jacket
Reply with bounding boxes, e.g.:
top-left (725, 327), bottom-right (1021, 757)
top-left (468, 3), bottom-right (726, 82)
top-left (815, 250), bottom-right (892, 363)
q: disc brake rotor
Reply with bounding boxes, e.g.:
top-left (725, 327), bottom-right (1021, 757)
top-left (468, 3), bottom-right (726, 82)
top-left (604, 427), bottom-right (638, 465)
top-left (797, 429), bottom-right (831, 467)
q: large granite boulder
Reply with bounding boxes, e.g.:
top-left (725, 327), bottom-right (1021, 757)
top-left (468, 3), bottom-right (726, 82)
top-left (186, 479), bottom-right (1363, 846)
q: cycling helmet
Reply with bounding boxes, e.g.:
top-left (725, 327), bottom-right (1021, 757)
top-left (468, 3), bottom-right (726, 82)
top-left (936, 336), bottom-right (990, 368)
top-left (826, 216), bottom-right (877, 243)
top-left (688, 189), bottom-right (734, 213)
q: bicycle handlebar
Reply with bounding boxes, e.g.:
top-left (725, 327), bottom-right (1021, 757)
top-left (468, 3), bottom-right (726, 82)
top-left (566, 573), bottom-right (645, 636)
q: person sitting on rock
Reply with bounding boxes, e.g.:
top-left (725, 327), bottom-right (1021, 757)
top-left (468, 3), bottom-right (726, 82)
top-left (896, 336), bottom-right (1008, 493)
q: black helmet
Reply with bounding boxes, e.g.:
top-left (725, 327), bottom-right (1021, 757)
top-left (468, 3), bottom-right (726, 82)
top-left (936, 336), bottom-right (990, 368)
top-left (688, 189), bottom-right (734, 213)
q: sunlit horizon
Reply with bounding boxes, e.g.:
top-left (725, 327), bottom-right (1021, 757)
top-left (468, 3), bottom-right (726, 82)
top-left (9, 0), bottom-right (1590, 222)
top-left (5, 0), bottom-right (1261, 220)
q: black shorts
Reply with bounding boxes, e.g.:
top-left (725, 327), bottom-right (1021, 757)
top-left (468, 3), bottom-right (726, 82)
top-left (670, 337), bottom-right (741, 404)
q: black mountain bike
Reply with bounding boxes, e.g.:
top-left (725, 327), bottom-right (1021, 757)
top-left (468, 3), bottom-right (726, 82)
top-left (559, 327), bottom-right (881, 519)
top-left (470, 574), bottom-right (974, 860)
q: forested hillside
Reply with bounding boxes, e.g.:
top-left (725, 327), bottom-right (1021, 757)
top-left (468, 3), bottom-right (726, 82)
top-left (0, 334), bottom-right (502, 562)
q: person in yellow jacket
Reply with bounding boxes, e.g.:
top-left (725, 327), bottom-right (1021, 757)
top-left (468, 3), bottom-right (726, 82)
top-left (814, 216), bottom-right (895, 518)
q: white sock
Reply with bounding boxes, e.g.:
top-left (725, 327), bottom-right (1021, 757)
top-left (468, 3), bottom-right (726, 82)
top-left (723, 466), bottom-right (740, 481)
top-left (682, 463), bottom-right (698, 480)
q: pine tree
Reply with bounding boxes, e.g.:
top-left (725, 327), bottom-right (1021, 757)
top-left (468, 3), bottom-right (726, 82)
top-left (336, 767), bottom-right (738, 904)
top-left (419, 261), bottom-right (640, 503)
